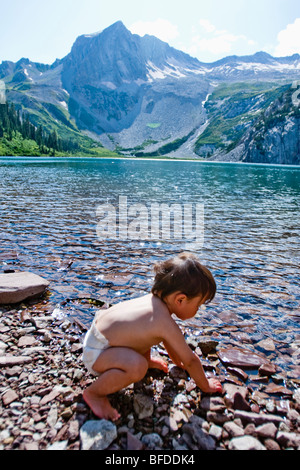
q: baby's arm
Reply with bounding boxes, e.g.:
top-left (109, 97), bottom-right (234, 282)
top-left (183, 352), bottom-right (222, 393)
top-left (143, 349), bottom-right (169, 373)
top-left (163, 341), bottom-right (185, 368)
top-left (162, 322), bottom-right (222, 394)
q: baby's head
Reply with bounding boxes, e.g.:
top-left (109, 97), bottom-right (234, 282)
top-left (151, 252), bottom-right (216, 304)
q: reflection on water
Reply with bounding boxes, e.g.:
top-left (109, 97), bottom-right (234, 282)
top-left (0, 157), bottom-right (299, 349)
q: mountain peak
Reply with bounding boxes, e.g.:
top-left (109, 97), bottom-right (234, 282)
top-left (107, 20), bottom-right (127, 30)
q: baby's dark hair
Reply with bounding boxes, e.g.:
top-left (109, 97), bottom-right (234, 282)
top-left (152, 252), bottom-right (216, 303)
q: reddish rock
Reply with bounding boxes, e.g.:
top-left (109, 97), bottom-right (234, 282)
top-left (218, 348), bottom-right (268, 369)
top-left (264, 383), bottom-right (293, 396)
top-left (256, 422), bottom-right (277, 439)
top-left (40, 389), bottom-right (61, 406)
top-left (0, 271), bottom-right (50, 304)
top-left (227, 367), bottom-right (248, 382)
top-left (18, 335), bottom-right (37, 347)
top-left (234, 410), bottom-right (284, 426)
top-left (0, 355), bottom-right (33, 367)
top-left (259, 363), bottom-right (277, 377)
top-left (264, 439), bottom-right (281, 451)
top-left (2, 389), bottom-right (18, 406)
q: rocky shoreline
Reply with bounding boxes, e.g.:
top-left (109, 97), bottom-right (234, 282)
top-left (0, 296), bottom-right (300, 451)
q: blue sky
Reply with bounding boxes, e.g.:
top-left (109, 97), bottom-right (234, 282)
top-left (1, 0), bottom-right (300, 64)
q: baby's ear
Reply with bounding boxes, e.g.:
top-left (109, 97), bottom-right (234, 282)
top-left (175, 293), bottom-right (187, 304)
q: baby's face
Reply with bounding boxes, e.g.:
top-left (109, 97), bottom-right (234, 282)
top-left (177, 294), bottom-right (205, 320)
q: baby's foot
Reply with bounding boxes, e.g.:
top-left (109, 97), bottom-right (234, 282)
top-left (148, 356), bottom-right (169, 373)
top-left (83, 390), bottom-right (120, 422)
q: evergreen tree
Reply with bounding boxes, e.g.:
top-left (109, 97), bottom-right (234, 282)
top-left (0, 100), bottom-right (84, 155)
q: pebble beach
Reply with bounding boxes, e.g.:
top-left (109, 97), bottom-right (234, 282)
top-left (0, 293), bottom-right (299, 451)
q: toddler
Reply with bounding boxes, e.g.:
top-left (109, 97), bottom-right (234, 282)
top-left (82, 252), bottom-right (222, 421)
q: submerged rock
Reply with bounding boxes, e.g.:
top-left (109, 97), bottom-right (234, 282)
top-left (218, 347), bottom-right (268, 369)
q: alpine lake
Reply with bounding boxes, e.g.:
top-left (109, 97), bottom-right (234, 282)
top-left (0, 156), bottom-right (299, 382)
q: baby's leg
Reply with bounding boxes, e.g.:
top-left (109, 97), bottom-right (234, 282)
top-left (83, 347), bottom-right (148, 421)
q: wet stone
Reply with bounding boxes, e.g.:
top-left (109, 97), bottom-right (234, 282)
top-left (218, 348), bottom-right (268, 369)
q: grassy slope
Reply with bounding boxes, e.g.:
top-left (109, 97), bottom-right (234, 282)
top-left (194, 81), bottom-right (289, 155)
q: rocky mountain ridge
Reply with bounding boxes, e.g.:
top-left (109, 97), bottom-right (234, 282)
top-left (1, 21), bottom-right (300, 163)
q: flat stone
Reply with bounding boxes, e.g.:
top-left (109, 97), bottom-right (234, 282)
top-left (227, 367), bottom-right (248, 382)
top-left (263, 383), bottom-right (293, 396)
top-left (218, 347), bottom-right (268, 369)
top-left (18, 335), bottom-right (37, 347)
top-left (256, 338), bottom-right (276, 351)
top-left (234, 410), bottom-right (284, 426)
top-left (0, 272), bottom-right (50, 304)
top-left (2, 389), bottom-right (19, 406)
top-left (40, 389), bottom-right (61, 406)
top-left (0, 356), bottom-right (33, 367)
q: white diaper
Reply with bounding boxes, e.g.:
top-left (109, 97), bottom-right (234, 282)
top-left (82, 317), bottom-right (110, 376)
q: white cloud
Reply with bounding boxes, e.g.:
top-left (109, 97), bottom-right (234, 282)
top-left (198, 19), bottom-right (216, 34)
top-left (192, 32), bottom-right (241, 56)
top-left (274, 18), bottom-right (300, 57)
top-left (185, 19), bottom-right (256, 60)
top-left (129, 19), bottom-right (179, 43)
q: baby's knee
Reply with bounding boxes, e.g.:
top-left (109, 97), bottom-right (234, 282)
top-left (131, 354), bottom-right (148, 382)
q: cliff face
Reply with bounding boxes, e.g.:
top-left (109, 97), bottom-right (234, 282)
top-left (243, 118), bottom-right (300, 165)
top-left (239, 87), bottom-right (300, 165)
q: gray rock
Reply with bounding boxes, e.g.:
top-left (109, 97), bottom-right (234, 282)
top-left (80, 420), bottom-right (117, 450)
top-left (228, 436), bottom-right (266, 451)
top-left (0, 272), bottom-right (49, 304)
top-left (182, 416), bottom-right (216, 450)
top-left (141, 433), bottom-right (163, 450)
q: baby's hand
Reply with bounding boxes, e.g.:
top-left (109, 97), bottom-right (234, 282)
top-left (203, 378), bottom-right (223, 394)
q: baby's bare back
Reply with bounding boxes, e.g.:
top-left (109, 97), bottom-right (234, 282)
top-left (95, 294), bottom-right (169, 354)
